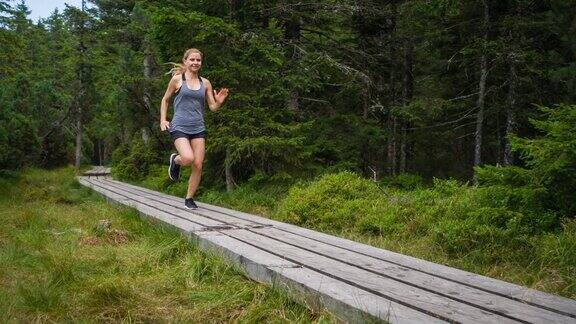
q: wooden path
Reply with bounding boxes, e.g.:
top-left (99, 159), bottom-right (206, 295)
top-left (78, 168), bottom-right (576, 323)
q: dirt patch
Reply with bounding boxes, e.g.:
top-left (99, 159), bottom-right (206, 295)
top-left (80, 220), bottom-right (130, 246)
top-left (80, 235), bottom-right (102, 246)
top-left (80, 229), bottom-right (130, 246)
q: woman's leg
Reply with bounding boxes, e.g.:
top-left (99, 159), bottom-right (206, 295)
top-left (186, 137), bottom-right (205, 199)
top-left (173, 138), bottom-right (195, 166)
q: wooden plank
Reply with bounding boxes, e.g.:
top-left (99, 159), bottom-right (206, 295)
top-left (156, 191), bottom-right (576, 318)
top-left (83, 166), bottom-right (111, 176)
top-left (190, 231), bottom-right (447, 323)
top-left (87, 177), bottom-right (576, 320)
top-left (78, 177), bottom-right (133, 206)
top-left (97, 179), bottom-right (261, 228)
top-left (273, 266), bottom-right (447, 324)
top-left (101, 178), bottom-right (576, 319)
top-left (221, 228), bottom-right (519, 324)
top-left (81, 178), bottom-right (205, 233)
top-left (194, 231), bottom-right (299, 284)
top-left (267, 224), bottom-right (576, 318)
top-left (251, 227), bottom-right (574, 324)
top-left (88, 179), bottom-right (227, 228)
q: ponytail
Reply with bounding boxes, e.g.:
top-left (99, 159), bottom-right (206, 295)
top-left (167, 48), bottom-right (203, 76)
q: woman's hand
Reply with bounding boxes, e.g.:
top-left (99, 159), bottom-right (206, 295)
top-left (214, 88), bottom-right (229, 105)
top-left (160, 120), bottom-right (170, 131)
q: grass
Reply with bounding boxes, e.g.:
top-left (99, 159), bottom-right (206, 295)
top-left (0, 167), bottom-right (335, 322)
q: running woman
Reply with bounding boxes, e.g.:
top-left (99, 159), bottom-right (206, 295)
top-left (160, 48), bottom-right (229, 209)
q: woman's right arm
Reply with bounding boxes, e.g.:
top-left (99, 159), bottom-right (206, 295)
top-left (160, 75), bottom-right (179, 131)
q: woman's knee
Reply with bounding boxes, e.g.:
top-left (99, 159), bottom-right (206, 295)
top-left (192, 159), bottom-right (203, 170)
top-left (179, 154), bottom-right (195, 166)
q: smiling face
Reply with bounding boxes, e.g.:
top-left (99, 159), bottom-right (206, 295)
top-left (184, 52), bottom-right (202, 72)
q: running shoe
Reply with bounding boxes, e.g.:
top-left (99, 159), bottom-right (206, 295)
top-left (168, 153), bottom-right (180, 181)
top-left (184, 198), bottom-right (198, 209)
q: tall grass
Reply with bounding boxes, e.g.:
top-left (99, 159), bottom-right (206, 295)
top-left (0, 167), bottom-right (334, 322)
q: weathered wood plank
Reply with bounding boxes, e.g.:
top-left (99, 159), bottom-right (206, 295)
top-left (221, 228), bottom-right (519, 324)
top-left (78, 177), bottom-right (133, 206)
top-left (179, 230), bottom-right (448, 323)
top-left (81, 178), bottom-right (205, 233)
top-left (101, 178), bottom-right (576, 318)
top-left (87, 179), bottom-right (227, 228)
top-left (82, 177), bottom-right (447, 323)
top-left (251, 227), bottom-right (574, 323)
top-left (272, 266), bottom-right (447, 324)
top-left (264, 224), bottom-right (576, 318)
top-left (96, 179), bottom-right (262, 228)
top-left (80, 178), bottom-right (576, 323)
top-left (83, 166), bottom-right (111, 176)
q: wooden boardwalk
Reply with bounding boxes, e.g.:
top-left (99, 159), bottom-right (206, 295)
top-left (78, 169), bottom-right (576, 323)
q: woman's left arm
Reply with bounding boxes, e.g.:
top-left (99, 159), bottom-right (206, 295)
top-left (204, 78), bottom-right (229, 112)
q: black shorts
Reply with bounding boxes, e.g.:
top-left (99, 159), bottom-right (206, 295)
top-left (169, 130), bottom-right (206, 141)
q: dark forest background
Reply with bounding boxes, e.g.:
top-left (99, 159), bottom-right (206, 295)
top-left (1, 0), bottom-right (574, 215)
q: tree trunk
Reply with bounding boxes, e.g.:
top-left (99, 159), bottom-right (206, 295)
top-left (400, 128), bottom-right (406, 173)
top-left (387, 115), bottom-right (397, 175)
top-left (142, 50), bottom-right (153, 144)
top-left (362, 87), bottom-right (369, 119)
top-left (141, 128), bottom-right (150, 143)
top-left (386, 3), bottom-right (398, 176)
top-left (225, 148), bottom-right (235, 192)
top-left (400, 39), bottom-right (414, 174)
top-left (503, 54), bottom-right (517, 166)
top-left (74, 101), bottom-right (82, 173)
top-left (74, 0), bottom-right (87, 174)
top-left (473, 0), bottom-right (490, 183)
top-left (287, 89), bottom-right (299, 113)
top-left (285, 17), bottom-right (301, 114)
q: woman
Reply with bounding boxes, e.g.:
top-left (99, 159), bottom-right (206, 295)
top-left (160, 48), bottom-right (229, 209)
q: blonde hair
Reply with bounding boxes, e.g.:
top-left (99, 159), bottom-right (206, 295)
top-left (168, 48), bottom-right (203, 76)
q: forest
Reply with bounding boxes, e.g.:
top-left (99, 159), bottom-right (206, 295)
top-left (1, 0), bottom-right (575, 299)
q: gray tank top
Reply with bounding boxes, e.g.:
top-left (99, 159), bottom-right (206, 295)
top-left (170, 73), bottom-right (206, 134)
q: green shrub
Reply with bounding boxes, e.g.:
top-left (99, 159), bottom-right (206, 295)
top-left (112, 139), bottom-right (159, 182)
top-left (381, 173), bottom-right (425, 190)
top-left (475, 165), bottom-right (534, 187)
top-left (432, 218), bottom-right (509, 256)
top-left (357, 205), bottom-right (403, 235)
top-left (274, 172), bottom-right (384, 231)
top-left (534, 219), bottom-right (576, 271)
top-left (510, 104), bottom-right (576, 216)
top-left (432, 178), bottom-right (465, 196)
top-left (0, 111), bottom-right (41, 170)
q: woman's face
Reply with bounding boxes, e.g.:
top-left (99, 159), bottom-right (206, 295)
top-left (184, 52), bottom-right (202, 72)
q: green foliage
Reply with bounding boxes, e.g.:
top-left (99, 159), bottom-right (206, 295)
top-left (40, 129), bottom-right (75, 168)
top-left (112, 138), bottom-right (159, 182)
top-left (511, 104), bottom-right (576, 216)
top-left (475, 165), bottom-right (534, 187)
top-left (475, 104), bottom-right (576, 218)
top-left (274, 171), bottom-right (566, 259)
top-left (275, 172), bottom-right (386, 231)
top-left (534, 219), bottom-right (576, 273)
top-left (0, 110), bottom-right (41, 170)
top-left (381, 173), bottom-right (425, 190)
